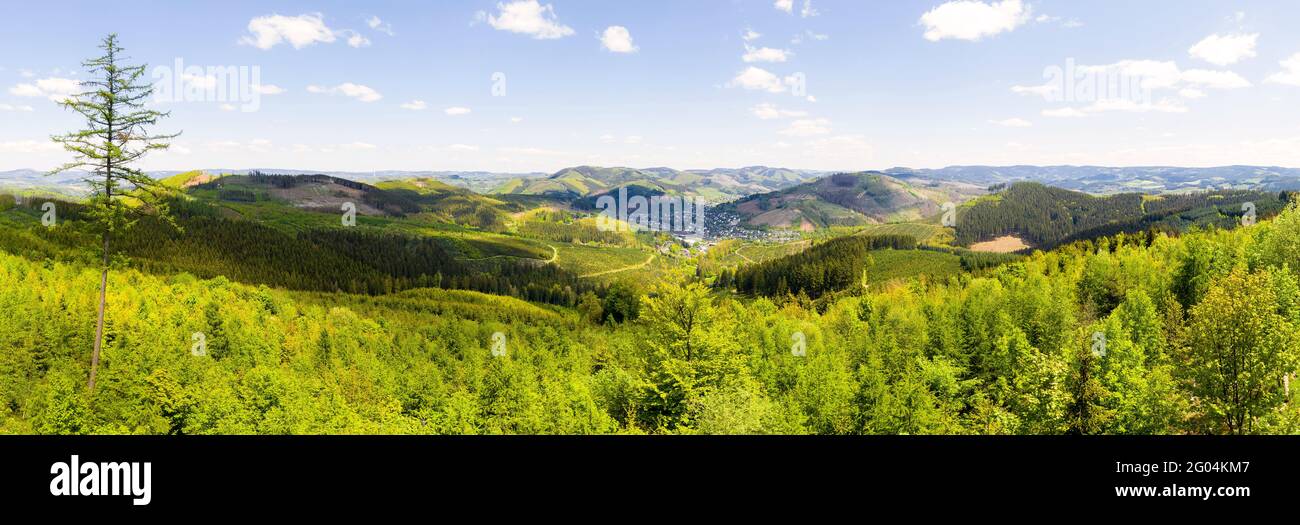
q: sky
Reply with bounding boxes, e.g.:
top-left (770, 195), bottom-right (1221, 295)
top-left (2, 0), bottom-right (1300, 173)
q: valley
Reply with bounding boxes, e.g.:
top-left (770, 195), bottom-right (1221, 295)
top-left (2, 163), bottom-right (1299, 436)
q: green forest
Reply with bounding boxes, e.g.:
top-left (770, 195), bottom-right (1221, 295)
top-left (3, 186), bottom-right (1299, 434)
top-left (954, 182), bottom-right (1292, 249)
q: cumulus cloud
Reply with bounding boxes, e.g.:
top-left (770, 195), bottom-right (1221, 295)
top-left (1265, 53), bottom-right (1300, 86)
top-left (780, 118), bottom-right (832, 136)
top-left (751, 103), bottom-right (807, 120)
top-left (1188, 33), bottom-right (1258, 66)
top-left (0, 140), bottom-right (62, 153)
top-left (241, 13), bottom-right (338, 50)
top-left (775, 0), bottom-right (794, 14)
top-left (743, 45), bottom-right (790, 63)
top-left (600, 26), bottom-right (638, 53)
top-left (367, 16), bottom-right (395, 36)
top-left (743, 29), bottom-right (762, 42)
top-left (0, 103), bottom-right (34, 112)
top-left (800, 0), bottom-right (819, 18)
top-left (920, 0), bottom-right (1030, 42)
top-left (343, 30), bottom-right (372, 48)
top-left (445, 106), bottom-right (472, 115)
top-left (307, 83), bottom-right (382, 102)
top-left (400, 100), bottom-right (428, 110)
top-left (479, 1), bottom-right (574, 40)
top-left (9, 77), bottom-right (80, 101)
top-left (1181, 68), bottom-right (1252, 89)
top-left (1012, 59), bottom-right (1251, 107)
top-left (254, 84), bottom-right (286, 95)
top-left (728, 66), bottom-right (800, 93)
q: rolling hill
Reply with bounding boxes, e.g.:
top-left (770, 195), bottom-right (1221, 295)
top-left (497, 165), bottom-right (822, 204)
top-left (718, 171), bottom-right (984, 230)
top-left (953, 182), bottom-right (1293, 250)
top-left (886, 165), bottom-right (1300, 194)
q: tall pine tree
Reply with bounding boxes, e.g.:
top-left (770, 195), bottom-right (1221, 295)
top-left (49, 34), bottom-right (180, 390)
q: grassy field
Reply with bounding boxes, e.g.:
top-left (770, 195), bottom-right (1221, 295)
top-left (551, 243), bottom-right (654, 277)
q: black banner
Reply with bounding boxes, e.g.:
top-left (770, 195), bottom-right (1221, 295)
top-left (0, 436), bottom-right (1293, 515)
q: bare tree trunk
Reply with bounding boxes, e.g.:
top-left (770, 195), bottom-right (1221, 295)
top-left (89, 231), bottom-right (109, 390)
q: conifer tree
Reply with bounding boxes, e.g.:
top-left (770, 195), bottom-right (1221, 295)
top-left (49, 34), bottom-right (180, 390)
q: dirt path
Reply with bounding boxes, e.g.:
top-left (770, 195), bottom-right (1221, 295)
top-left (579, 253), bottom-right (655, 278)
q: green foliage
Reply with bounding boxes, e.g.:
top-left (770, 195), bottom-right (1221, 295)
top-left (956, 182), bottom-right (1286, 249)
top-left (3, 192), bottom-right (1300, 435)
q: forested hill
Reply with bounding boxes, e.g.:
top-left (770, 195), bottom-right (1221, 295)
top-left (719, 171), bottom-right (979, 229)
top-left (3, 197), bottom-right (1299, 435)
top-left (954, 182), bottom-right (1292, 250)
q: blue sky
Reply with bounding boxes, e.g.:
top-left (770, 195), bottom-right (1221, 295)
top-left (3, 0), bottom-right (1300, 173)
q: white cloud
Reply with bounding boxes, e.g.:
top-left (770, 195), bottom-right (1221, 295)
top-left (207, 139), bottom-right (274, 153)
top-left (367, 16), bottom-right (394, 36)
top-left (751, 103), bottom-right (807, 120)
top-left (743, 29), bottom-right (762, 42)
top-left (989, 117), bottom-right (1032, 127)
top-left (600, 26), bottom-right (638, 53)
top-left (0, 140), bottom-right (61, 153)
top-left (341, 142), bottom-right (377, 151)
top-left (344, 30), bottom-right (372, 48)
top-left (728, 66), bottom-right (797, 93)
top-left (219, 104), bottom-right (236, 112)
top-left (800, 0), bottom-right (819, 18)
top-left (242, 13), bottom-right (337, 50)
top-left (1084, 98), bottom-right (1188, 114)
top-left (1041, 107), bottom-right (1086, 118)
top-left (780, 118), bottom-right (831, 136)
top-left (181, 72), bottom-right (217, 90)
top-left (254, 84), bottom-right (286, 95)
top-left (0, 103), bottom-right (34, 112)
top-left (510, 116), bottom-right (524, 123)
top-left (1013, 60), bottom-right (1250, 106)
top-left (9, 77), bottom-right (80, 101)
top-left (480, 1), bottom-right (574, 40)
top-left (775, 0), bottom-right (794, 14)
top-left (307, 83), bottom-right (382, 102)
top-left (920, 0), bottom-right (1030, 42)
top-left (1265, 53), bottom-right (1300, 86)
top-left (1179, 88), bottom-right (1206, 99)
top-left (400, 100), bottom-right (428, 110)
top-left (447, 144), bottom-right (479, 152)
top-left (445, 106), bottom-right (472, 115)
top-left (1188, 33), bottom-right (1258, 66)
top-left (1011, 83), bottom-right (1059, 98)
top-left (743, 45), bottom-right (790, 63)
top-left (624, 136), bottom-right (643, 145)
top-left (1181, 69), bottom-right (1251, 89)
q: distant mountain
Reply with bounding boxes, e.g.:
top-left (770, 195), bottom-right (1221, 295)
top-left (183, 173), bottom-right (523, 231)
top-left (178, 169), bottom-right (547, 194)
top-left (498, 165), bottom-right (823, 204)
top-left (885, 165), bottom-right (1300, 194)
top-left (0, 169), bottom-right (88, 197)
top-left (719, 171), bottom-right (985, 230)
